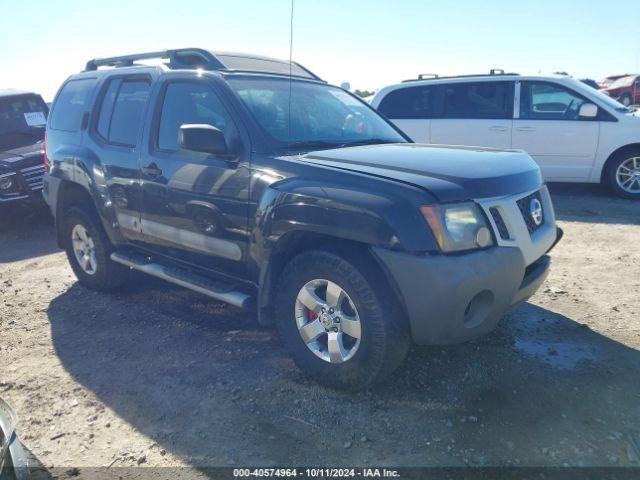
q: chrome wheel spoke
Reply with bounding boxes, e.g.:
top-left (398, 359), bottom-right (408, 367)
top-left (327, 332), bottom-right (348, 363)
top-left (325, 281), bottom-right (344, 309)
top-left (340, 314), bottom-right (361, 339)
top-left (299, 319), bottom-right (325, 344)
top-left (298, 286), bottom-right (324, 313)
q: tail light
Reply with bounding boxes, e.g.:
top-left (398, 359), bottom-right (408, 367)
top-left (43, 131), bottom-right (48, 173)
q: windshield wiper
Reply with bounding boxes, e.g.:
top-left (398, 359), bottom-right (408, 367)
top-left (284, 140), bottom-right (343, 150)
top-left (338, 138), bottom-right (400, 148)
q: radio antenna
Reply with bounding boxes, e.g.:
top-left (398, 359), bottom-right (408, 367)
top-left (287, 0), bottom-right (295, 146)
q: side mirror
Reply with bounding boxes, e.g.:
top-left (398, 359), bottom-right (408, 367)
top-left (578, 103), bottom-right (598, 119)
top-left (179, 124), bottom-right (228, 155)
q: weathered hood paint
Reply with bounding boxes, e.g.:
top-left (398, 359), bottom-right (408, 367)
top-left (300, 143), bottom-right (543, 202)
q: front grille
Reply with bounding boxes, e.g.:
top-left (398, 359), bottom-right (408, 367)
top-left (516, 190), bottom-right (544, 234)
top-left (19, 164), bottom-right (45, 191)
top-left (489, 207), bottom-right (510, 240)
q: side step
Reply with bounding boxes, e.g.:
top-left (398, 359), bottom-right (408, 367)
top-left (111, 251), bottom-right (252, 309)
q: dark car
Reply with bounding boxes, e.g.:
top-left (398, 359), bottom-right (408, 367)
top-left (0, 90), bottom-right (48, 212)
top-left (601, 74), bottom-right (640, 107)
top-left (43, 49), bottom-right (560, 389)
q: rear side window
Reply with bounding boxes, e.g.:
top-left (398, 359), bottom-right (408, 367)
top-left (440, 81), bottom-right (513, 119)
top-left (50, 79), bottom-right (95, 131)
top-left (96, 79), bottom-right (151, 146)
top-left (378, 86), bottom-right (436, 118)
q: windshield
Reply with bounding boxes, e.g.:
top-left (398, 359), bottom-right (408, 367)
top-left (0, 94), bottom-right (47, 150)
top-left (228, 77), bottom-right (406, 149)
top-left (609, 75), bottom-right (635, 89)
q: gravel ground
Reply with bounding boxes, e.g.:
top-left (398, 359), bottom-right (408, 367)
top-left (1, 183), bottom-right (639, 477)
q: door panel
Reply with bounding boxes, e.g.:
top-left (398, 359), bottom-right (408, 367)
top-left (390, 119), bottom-right (430, 143)
top-left (512, 81), bottom-right (599, 180)
top-left (139, 79), bottom-right (250, 279)
top-left (430, 119), bottom-right (512, 148)
top-left (430, 81), bottom-right (514, 149)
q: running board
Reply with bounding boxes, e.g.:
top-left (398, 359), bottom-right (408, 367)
top-left (110, 251), bottom-right (252, 309)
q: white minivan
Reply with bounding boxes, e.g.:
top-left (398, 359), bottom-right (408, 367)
top-left (371, 73), bottom-right (640, 198)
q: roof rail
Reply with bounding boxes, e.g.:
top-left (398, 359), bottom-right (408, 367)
top-left (402, 69), bottom-right (519, 83)
top-left (85, 48), bottom-right (224, 71)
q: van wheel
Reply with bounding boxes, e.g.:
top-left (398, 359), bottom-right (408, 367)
top-left (605, 149), bottom-right (640, 199)
top-left (64, 207), bottom-right (130, 290)
top-left (275, 249), bottom-right (410, 390)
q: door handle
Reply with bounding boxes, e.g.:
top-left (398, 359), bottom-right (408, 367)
top-left (515, 126), bottom-right (536, 132)
top-left (142, 163), bottom-right (162, 177)
top-left (489, 126), bottom-right (508, 132)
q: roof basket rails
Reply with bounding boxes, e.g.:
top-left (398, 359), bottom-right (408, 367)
top-left (418, 73), bottom-right (439, 80)
top-left (490, 68), bottom-right (505, 75)
top-left (85, 48), bottom-right (224, 71)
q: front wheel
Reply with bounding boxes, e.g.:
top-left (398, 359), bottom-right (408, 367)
top-left (605, 151), bottom-right (640, 199)
top-left (275, 249), bottom-right (410, 390)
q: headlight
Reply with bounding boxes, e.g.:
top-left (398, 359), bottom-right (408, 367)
top-left (0, 175), bottom-right (15, 191)
top-left (420, 202), bottom-right (494, 252)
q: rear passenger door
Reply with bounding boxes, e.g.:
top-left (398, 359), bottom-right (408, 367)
top-left (139, 77), bottom-right (251, 279)
top-left (86, 75), bottom-right (153, 243)
top-left (429, 81), bottom-right (514, 149)
top-left (376, 85), bottom-right (436, 142)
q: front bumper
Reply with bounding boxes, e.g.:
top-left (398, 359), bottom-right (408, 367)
top-left (373, 235), bottom-right (557, 345)
top-left (0, 164), bottom-right (46, 205)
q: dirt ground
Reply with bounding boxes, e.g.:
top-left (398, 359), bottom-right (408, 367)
top-left (1, 183), bottom-right (639, 477)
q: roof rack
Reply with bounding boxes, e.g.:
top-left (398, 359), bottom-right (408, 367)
top-left (402, 69), bottom-right (519, 83)
top-left (84, 48), bottom-right (323, 81)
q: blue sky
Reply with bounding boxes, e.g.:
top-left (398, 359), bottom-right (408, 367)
top-left (3, 0), bottom-right (639, 100)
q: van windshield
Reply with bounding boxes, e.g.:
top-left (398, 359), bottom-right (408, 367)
top-left (228, 77), bottom-right (406, 149)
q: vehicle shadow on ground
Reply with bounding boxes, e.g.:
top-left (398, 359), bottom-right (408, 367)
top-left (46, 279), bottom-right (640, 467)
top-left (0, 205), bottom-right (57, 263)
top-left (548, 182), bottom-right (640, 225)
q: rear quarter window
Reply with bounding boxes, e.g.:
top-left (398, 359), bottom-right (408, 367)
top-left (378, 86), bottom-right (436, 119)
top-left (50, 78), bottom-right (96, 131)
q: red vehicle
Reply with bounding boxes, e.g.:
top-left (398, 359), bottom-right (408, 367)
top-left (599, 74), bottom-right (631, 89)
top-left (601, 74), bottom-right (640, 107)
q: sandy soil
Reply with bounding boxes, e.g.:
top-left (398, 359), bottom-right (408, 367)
top-left (1, 183), bottom-right (639, 478)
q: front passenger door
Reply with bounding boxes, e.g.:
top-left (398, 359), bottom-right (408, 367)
top-left (512, 81), bottom-right (599, 180)
top-left (139, 79), bottom-right (251, 279)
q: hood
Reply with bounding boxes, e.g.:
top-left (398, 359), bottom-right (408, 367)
top-left (0, 142), bottom-right (44, 170)
top-left (300, 143), bottom-right (542, 202)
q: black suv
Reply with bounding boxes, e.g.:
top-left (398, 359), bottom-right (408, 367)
top-left (0, 90), bottom-right (48, 211)
top-left (43, 49), bottom-right (560, 389)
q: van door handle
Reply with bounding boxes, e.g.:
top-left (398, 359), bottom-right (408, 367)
top-left (515, 126), bottom-right (536, 132)
top-left (142, 163), bottom-right (162, 177)
top-left (489, 126), bottom-right (508, 132)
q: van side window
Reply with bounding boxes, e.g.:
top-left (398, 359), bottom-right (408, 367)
top-left (157, 82), bottom-right (238, 152)
top-left (441, 81), bottom-right (513, 119)
top-left (378, 86), bottom-right (435, 119)
top-left (97, 79), bottom-right (151, 146)
top-left (520, 81), bottom-right (590, 121)
top-left (50, 79), bottom-right (95, 132)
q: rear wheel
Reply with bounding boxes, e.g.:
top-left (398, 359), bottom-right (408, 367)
top-left (64, 207), bottom-right (130, 290)
top-left (605, 150), bottom-right (640, 199)
top-left (275, 249), bottom-right (410, 390)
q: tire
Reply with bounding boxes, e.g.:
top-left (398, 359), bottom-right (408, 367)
top-left (64, 206), bottom-right (130, 290)
top-left (620, 94), bottom-right (632, 107)
top-left (275, 249), bottom-right (410, 390)
top-left (604, 148), bottom-right (640, 199)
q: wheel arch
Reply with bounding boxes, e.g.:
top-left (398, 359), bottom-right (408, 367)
top-left (257, 230), bottom-right (408, 328)
top-left (55, 181), bottom-right (99, 248)
top-left (600, 143), bottom-right (640, 183)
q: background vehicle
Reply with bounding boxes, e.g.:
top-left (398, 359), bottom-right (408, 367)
top-left (44, 49), bottom-right (558, 389)
top-left (0, 90), bottom-right (48, 210)
top-left (599, 74), bottom-right (632, 89)
top-left (372, 72), bottom-right (640, 198)
top-left (601, 74), bottom-right (639, 107)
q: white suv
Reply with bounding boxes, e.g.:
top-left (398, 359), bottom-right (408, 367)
top-left (371, 73), bottom-right (640, 198)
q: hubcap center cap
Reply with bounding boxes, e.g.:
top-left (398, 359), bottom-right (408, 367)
top-left (319, 312), bottom-right (334, 329)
